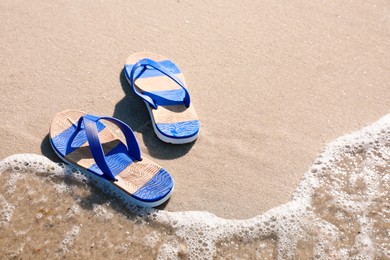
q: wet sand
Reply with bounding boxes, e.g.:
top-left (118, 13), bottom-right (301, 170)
top-left (1, 0), bottom-right (389, 221)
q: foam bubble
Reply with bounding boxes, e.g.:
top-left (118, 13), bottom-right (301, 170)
top-left (35, 212), bottom-right (43, 219)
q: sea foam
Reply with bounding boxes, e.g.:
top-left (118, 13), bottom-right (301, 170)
top-left (1, 114), bottom-right (390, 258)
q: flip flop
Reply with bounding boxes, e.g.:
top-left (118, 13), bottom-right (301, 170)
top-left (124, 52), bottom-right (200, 144)
top-left (49, 109), bottom-right (174, 207)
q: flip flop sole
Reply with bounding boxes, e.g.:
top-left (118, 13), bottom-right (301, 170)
top-left (50, 109), bottom-right (174, 207)
top-left (124, 52), bottom-right (200, 144)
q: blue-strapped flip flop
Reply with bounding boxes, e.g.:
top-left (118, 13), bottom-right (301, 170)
top-left (49, 109), bottom-right (174, 207)
top-left (124, 52), bottom-right (200, 144)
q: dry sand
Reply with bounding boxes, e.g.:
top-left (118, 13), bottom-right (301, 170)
top-left (0, 0), bottom-right (389, 219)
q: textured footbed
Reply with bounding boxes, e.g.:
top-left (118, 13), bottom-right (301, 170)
top-left (49, 109), bottom-right (173, 203)
top-left (125, 52), bottom-right (199, 128)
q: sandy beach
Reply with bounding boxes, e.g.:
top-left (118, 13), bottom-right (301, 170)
top-left (1, 0), bottom-right (390, 258)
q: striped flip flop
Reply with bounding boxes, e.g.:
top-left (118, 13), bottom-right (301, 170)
top-left (49, 109), bottom-right (174, 207)
top-left (124, 52), bottom-right (200, 144)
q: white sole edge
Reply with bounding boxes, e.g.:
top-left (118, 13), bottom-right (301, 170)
top-left (144, 102), bottom-right (199, 144)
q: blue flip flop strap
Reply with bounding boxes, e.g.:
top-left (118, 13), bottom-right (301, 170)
top-left (66, 114), bottom-right (142, 181)
top-left (129, 58), bottom-right (190, 109)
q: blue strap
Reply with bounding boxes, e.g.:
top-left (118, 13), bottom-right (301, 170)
top-left (66, 114), bottom-right (142, 181)
top-left (129, 58), bottom-right (190, 109)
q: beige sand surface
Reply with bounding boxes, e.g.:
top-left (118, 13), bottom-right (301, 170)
top-left (0, 0), bottom-right (389, 219)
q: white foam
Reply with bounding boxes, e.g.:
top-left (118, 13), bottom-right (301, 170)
top-left (92, 204), bottom-right (113, 221)
top-left (58, 225), bottom-right (81, 254)
top-left (143, 231), bottom-right (161, 247)
top-left (1, 114), bottom-right (390, 258)
top-left (64, 205), bottom-right (81, 219)
top-left (157, 240), bottom-right (181, 260)
top-left (4, 243), bottom-right (25, 259)
top-left (0, 154), bottom-right (65, 175)
top-left (0, 194), bottom-right (15, 228)
top-left (31, 195), bottom-right (48, 204)
top-left (53, 183), bottom-right (69, 193)
top-left (152, 113), bottom-right (390, 258)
